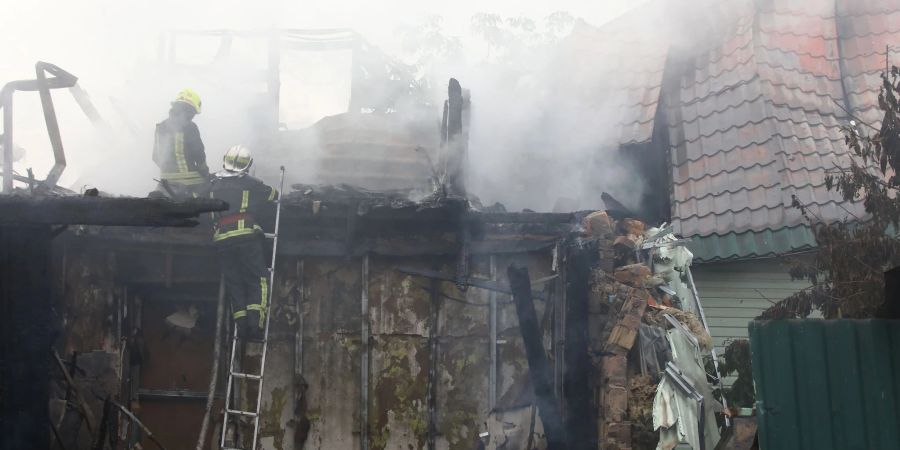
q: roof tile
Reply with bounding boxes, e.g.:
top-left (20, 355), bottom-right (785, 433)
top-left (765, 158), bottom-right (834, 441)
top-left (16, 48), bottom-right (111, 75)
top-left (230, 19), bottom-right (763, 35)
top-left (561, 3), bottom-right (671, 146)
top-left (588, 0), bottom-right (897, 260)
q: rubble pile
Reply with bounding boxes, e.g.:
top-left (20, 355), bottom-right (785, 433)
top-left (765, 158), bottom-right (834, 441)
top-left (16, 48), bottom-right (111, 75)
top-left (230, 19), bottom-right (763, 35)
top-left (582, 211), bottom-right (722, 450)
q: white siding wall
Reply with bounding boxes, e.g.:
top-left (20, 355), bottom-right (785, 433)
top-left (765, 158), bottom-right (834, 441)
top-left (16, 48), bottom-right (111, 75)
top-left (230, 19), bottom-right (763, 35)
top-left (691, 258), bottom-right (812, 356)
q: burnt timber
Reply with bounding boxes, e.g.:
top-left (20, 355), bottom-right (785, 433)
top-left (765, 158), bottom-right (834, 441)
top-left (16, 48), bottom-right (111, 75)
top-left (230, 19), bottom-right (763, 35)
top-left (0, 196), bottom-right (227, 227)
top-left (45, 187), bottom-right (584, 450)
top-left (0, 195), bottom-right (225, 450)
top-left (69, 192), bottom-right (573, 258)
top-left (3, 184), bottom-right (596, 450)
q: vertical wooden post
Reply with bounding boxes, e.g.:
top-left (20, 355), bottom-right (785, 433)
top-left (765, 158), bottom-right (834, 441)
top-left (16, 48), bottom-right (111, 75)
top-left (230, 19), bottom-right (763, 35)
top-left (359, 255), bottom-right (369, 450)
top-left (0, 226), bottom-right (53, 450)
top-left (565, 242), bottom-right (594, 450)
top-left (508, 264), bottom-right (568, 450)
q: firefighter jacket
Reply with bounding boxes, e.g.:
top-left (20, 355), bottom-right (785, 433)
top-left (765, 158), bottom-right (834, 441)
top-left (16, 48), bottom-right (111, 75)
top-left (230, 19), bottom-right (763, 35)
top-left (208, 172), bottom-right (278, 242)
top-left (153, 118), bottom-right (209, 186)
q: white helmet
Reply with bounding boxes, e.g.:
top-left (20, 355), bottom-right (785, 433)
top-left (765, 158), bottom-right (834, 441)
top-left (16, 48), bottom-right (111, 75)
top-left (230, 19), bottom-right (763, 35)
top-left (223, 145), bottom-right (253, 173)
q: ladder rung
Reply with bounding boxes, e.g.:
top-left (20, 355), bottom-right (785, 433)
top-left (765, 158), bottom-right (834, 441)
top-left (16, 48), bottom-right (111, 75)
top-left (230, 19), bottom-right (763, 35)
top-left (231, 372), bottom-right (262, 380)
top-left (225, 409), bottom-right (258, 418)
top-left (264, 233), bottom-right (277, 239)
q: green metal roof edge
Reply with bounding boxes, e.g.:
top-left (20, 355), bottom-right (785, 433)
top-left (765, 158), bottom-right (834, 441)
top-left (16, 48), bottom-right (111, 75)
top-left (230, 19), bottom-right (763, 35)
top-left (688, 226), bottom-right (817, 263)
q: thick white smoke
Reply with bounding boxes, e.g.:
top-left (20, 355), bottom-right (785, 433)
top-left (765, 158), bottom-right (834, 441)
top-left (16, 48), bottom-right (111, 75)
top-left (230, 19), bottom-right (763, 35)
top-left (1, 0), bottom-right (644, 206)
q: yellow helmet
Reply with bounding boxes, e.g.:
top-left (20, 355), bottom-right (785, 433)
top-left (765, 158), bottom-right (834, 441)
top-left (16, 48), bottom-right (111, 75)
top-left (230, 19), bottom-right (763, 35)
top-left (173, 88), bottom-right (202, 114)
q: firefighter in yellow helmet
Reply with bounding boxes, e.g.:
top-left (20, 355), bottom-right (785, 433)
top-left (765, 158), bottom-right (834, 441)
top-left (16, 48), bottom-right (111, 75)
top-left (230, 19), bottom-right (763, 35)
top-left (207, 145), bottom-right (278, 339)
top-left (152, 89), bottom-right (209, 197)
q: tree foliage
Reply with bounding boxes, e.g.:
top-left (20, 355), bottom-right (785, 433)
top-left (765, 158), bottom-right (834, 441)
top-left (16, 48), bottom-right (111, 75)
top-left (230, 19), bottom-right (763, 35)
top-left (761, 66), bottom-right (900, 319)
top-left (396, 15), bottom-right (464, 72)
top-left (395, 12), bottom-right (576, 89)
top-left (470, 12), bottom-right (574, 63)
top-left (718, 340), bottom-right (755, 408)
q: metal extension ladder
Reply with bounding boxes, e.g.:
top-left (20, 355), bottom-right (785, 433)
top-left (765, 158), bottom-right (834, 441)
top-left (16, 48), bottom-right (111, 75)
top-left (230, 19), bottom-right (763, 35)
top-left (220, 166), bottom-right (285, 450)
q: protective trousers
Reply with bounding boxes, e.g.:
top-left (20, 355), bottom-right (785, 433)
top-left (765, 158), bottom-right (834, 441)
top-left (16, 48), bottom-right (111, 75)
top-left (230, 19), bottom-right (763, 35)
top-left (217, 235), bottom-right (269, 335)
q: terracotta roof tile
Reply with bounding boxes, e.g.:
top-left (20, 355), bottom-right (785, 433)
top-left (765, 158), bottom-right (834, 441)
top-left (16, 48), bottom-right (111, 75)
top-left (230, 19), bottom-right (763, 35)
top-left (562, 3), bottom-right (671, 146)
top-left (661, 0), bottom-right (877, 246)
top-left (585, 0), bottom-right (897, 259)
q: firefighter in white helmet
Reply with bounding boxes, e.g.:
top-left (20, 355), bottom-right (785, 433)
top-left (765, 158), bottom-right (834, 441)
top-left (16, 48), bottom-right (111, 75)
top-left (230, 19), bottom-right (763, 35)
top-left (152, 88), bottom-right (209, 197)
top-left (207, 145), bottom-right (278, 338)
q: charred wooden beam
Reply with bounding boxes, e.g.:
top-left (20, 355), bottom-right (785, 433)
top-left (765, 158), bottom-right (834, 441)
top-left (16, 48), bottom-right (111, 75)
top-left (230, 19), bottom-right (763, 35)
top-left (455, 211), bottom-right (470, 288)
top-left (564, 241), bottom-right (596, 450)
top-left (507, 264), bottom-right (567, 450)
top-left (440, 78), bottom-right (468, 196)
top-left (425, 262), bottom-right (441, 450)
top-left (0, 226), bottom-right (54, 450)
top-left (65, 232), bottom-right (561, 258)
top-left (0, 197), bottom-right (227, 227)
top-left (473, 212), bottom-right (573, 224)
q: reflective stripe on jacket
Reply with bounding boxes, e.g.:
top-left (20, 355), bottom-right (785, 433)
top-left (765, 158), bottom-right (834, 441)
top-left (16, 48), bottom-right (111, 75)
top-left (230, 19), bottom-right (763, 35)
top-left (207, 173), bottom-right (278, 242)
top-left (153, 119), bottom-right (209, 185)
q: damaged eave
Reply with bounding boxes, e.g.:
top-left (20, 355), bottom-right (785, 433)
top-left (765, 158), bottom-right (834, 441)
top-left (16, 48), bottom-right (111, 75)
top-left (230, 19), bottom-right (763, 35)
top-left (69, 196), bottom-right (575, 257)
top-left (0, 196), bottom-right (227, 227)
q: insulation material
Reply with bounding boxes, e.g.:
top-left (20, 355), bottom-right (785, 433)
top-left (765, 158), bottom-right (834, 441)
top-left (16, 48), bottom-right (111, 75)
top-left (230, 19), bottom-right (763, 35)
top-left (652, 326), bottom-right (721, 450)
top-left (653, 377), bottom-right (693, 450)
top-left (649, 234), bottom-right (697, 317)
top-left (644, 306), bottom-right (712, 352)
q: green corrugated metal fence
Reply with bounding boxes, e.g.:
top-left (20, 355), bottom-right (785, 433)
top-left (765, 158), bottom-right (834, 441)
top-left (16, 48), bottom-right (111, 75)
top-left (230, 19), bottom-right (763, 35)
top-left (749, 320), bottom-right (900, 450)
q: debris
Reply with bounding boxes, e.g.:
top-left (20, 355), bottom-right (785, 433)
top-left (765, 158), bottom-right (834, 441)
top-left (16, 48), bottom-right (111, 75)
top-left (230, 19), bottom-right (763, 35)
top-left (105, 398), bottom-right (168, 450)
top-left (645, 305), bottom-right (713, 352)
top-left (601, 192), bottom-right (633, 219)
top-left (714, 416), bottom-right (758, 450)
top-left (164, 305), bottom-right (199, 334)
top-left (613, 234), bottom-right (638, 252)
top-left (582, 209), bottom-right (726, 450)
top-left (52, 349), bottom-right (96, 433)
top-left (583, 210), bottom-right (615, 238)
top-left (637, 323), bottom-right (671, 376)
top-left (618, 218), bottom-right (646, 237)
top-left (629, 375), bottom-right (658, 450)
top-left (613, 263), bottom-right (652, 287)
top-left (482, 405), bottom-right (546, 450)
top-left (653, 326), bottom-right (722, 450)
top-left (599, 285), bottom-right (650, 450)
top-left (605, 288), bottom-right (652, 353)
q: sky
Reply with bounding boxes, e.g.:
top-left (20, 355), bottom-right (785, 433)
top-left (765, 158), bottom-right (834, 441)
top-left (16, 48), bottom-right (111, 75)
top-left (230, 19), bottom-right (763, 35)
top-left (1, 0), bottom-right (647, 208)
top-left (2, 0), bottom-right (639, 81)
